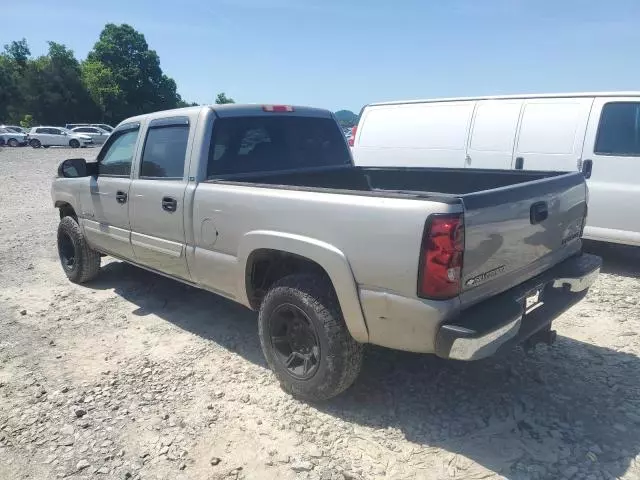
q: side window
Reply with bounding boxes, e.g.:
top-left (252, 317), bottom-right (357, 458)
top-left (35, 128), bottom-right (45, 134)
top-left (595, 102), bottom-right (640, 156)
top-left (51, 129), bottom-right (61, 135)
top-left (98, 129), bottom-right (140, 176)
top-left (140, 125), bottom-right (189, 179)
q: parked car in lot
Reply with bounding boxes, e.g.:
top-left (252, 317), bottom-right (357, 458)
top-left (0, 126), bottom-right (28, 147)
top-left (65, 123), bottom-right (114, 133)
top-left (51, 104), bottom-right (601, 400)
top-left (70, 126), bottom-right (110, 144)
top-left (1, 125), bottom-right (28, 135)
top-left (28, 127), bottom-right (93, 148)
top-left (351, 92), bottom-right (640, 247)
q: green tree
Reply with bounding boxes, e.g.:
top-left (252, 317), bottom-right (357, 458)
top-left (0, 39), bottom-right (30, 122)
top-left (3, 38), bottom-right (30, 67)
top-left (21, 42), bottom-right (99, 125)
top-left (87, 23), bottom-right (182, 121)
top-left (19, 114), bottom-right (33, 128)
top-left (215, 92), bottom-right (235, 104)
top-left (81, 60), bottom-right (122, 121)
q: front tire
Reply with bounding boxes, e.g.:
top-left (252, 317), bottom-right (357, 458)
top-left (8, 138), bottom-right (19, 147)
top-left (30, 138), bottom-right (41, 148)
top-left (69, 139), bottom-right (80, 148)
top-left (57, 216), bottom-right (101, 283)
top-left (258, 274), bottom-right (363, 401)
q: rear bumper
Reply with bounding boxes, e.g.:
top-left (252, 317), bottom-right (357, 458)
top-left (435, 253), bottom-right (601, 360)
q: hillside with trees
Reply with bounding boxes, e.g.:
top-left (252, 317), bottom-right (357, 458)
top-left (334, 109), bottom-right (359, 129)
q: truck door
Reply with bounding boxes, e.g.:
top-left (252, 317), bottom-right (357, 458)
top-left (466, 99), bottom-right (523, 169)
top-left (513, 97), bottom-right (594, 172)
top-left (82, 124), bottom-right (140, 259)
top-left (129, 117), bottom-right (192, 280)
top-left (580, 97), bottom-right (640, 245)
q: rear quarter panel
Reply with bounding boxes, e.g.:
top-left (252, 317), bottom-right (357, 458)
top-left (188, 183), bottom-right (460, 343)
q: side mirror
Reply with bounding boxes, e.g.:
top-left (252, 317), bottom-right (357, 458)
top-left (58, 158), bottom-right (88, 178)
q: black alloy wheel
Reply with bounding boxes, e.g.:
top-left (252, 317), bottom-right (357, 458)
top-left (268, 303), bottom-right (320, 380)
top-left (58, 231), bottom-right (76, 272)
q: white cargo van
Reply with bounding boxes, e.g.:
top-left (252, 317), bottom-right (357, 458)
top-left (352, 93), bottom-right (640, 247)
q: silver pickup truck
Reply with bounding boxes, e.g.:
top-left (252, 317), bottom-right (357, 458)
top-left (51, 104), bottom-right (601, 400)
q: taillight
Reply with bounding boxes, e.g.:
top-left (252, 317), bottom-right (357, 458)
top-left (348, 126), bottom-right (357, 147)
top-left (418, 214), bottom-right (464, 299)
top-left (263, 105), bottom-right (294, 112)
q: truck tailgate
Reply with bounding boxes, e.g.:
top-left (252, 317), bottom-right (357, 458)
top-left (460, 172), bottom-right (587, 306)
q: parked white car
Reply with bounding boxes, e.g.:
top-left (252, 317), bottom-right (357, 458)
top-left (65, 123), bottom-right (114, 133)
top-left (0, 127), bottom-right (28, 147)
top-left (70, 126), bottom-right (110, 144)
top-left (28, 127), bottom-right (93, 149)
top-left (352, 92), bottom-right (640, 247)
top-left (1, 125), bottom-right (28, 135)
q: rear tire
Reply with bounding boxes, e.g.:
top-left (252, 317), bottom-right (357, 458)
top-left (57, 216), bottom-right (101, 283)
top-left (69, 139), bottom-right (80, 148)
top-left (8, 138), bottom-right (19, 147)
top-left (258, 274), bottom-right (363, 401)
top-left (30, 138), bottom-right (41, 148)
top-left (43, 145), bottom-right (50, 149)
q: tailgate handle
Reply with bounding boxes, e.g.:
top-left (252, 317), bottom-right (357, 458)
top-left (530, 201), bottom-right (548, 224)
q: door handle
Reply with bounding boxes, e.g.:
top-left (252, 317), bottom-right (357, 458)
top-left (581, 159), bottom-right (593, 179)
top-left (115, 191), bottom-right (128, 204)
top-left (515, 157), bottom-right (524, 170)
top-left (530, 201), bottom-right (548, 225)
top-left (162, 196), bottom-right (177, 212)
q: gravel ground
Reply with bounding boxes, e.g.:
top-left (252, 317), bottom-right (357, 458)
top-left (1, 145), bottom-right (639, 480)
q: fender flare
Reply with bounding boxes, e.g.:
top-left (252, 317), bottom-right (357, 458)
top-left (237, 230), bottom-right (369, 343)
top-left (54, 193), bottom-right (77, 214)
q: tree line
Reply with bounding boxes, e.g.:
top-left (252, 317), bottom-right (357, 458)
top-left (0, 23), bottom-right (234, 128)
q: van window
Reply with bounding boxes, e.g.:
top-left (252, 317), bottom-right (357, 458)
top-left (595, 102), bottom-right (640, 156)
top-left (207, 116), bottom-right (350, 177)
top-left (140, 125), bottom-right (190, 179)
top-left (359, 102), bottom-right (473, 149)
top-left (517, 102), bottom-right (585, 154)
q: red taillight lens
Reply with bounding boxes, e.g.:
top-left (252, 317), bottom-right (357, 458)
top-left (419, 214), bottom-right (464, 299)
top-left (263, 105), bottom-right (294, 112)
top-left (348, 126), bottom-right (357, 146)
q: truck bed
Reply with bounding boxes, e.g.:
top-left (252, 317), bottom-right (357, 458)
top-left (211, 165), bottom-right (567, 198)
top-left (210, 165), bottom-right (587, 308)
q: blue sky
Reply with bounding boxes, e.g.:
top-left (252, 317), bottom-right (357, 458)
top-left (3, 0), bottom-right (640, 112)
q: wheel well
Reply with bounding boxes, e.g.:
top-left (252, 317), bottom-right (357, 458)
top-left (56, 202), bottom-right (78, 222)
top-left (245, 249), bottom-right (333, 309)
